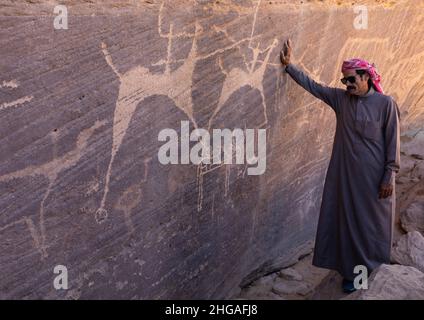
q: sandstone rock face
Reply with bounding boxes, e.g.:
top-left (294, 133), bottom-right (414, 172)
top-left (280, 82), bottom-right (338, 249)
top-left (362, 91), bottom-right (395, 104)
top-left (392, 231), bottom-right (424, 273)
top-left (345, 264), bottom-right (424, 300)
top-left (1, 1), bottom-right (424, 299)
top-left (401, 131), bottom-right (424, 161)
top-left (396, 132), bottom-right (424, 239)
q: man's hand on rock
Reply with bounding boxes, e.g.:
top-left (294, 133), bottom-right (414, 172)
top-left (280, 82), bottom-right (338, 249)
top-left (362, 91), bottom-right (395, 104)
top-left (280, 39), bottom-right (292, 66)
top-left (379, 183), bottom-right (393, 199)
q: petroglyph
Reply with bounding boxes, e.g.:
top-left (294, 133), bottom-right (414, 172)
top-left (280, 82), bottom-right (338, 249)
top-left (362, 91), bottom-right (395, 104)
top-left (208, 0), bottom-right (277, 130)
top-left (211, 39), bottom-right (277, 129)
top-left (197, 0), bottom-right (278, 211)
top-left (110, 158), bottom-right (151, 231)
top-left (0, 80), bottom-right (33, 111)
top-left (0, 96), bottom-right (34, 111)
top-left (0, 120), bottom-right (106, 258)
top-left (1, 80), bottom-right (19, 89)
top-left (115, 186), bottom-right (142, 234)
top-left (2, 0), bottom-right (424, 300)
top-left (194, 130), bottom-right (252, 212)
top-left (98, 0), bottom-right (279, 215)
top-left (97, 1), bottom-right (204, 221)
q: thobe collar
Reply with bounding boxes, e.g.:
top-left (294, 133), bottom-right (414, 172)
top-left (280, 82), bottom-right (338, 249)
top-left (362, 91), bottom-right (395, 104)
top-left (359, 86), bottom-right (375, 98)
top-left (353, 86), bottom-right (375, 121)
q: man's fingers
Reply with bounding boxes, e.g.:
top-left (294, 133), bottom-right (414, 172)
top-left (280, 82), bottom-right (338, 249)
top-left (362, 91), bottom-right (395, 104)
top-left (280, 39), bottom-right (291, 65)
top-left (378, 186), bottom-right (387, 198)
top-left (378, 184), bottom-right (393, 198)
top-left (379, 185), bottom-right (393, 199)
top-left (381, 187), bottom-right (386, 199)
top-left (280, 50), bottom-right (285, 63)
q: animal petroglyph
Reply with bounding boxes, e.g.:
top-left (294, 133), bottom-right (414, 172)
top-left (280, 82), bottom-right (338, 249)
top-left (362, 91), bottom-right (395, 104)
top-left (198, 0), bottom-right (278, 211)
top-left (99, 0), bottom-right (278, 217)
top-left (208, 0), bottom-right (277, 130)
top-left (212, 39), bottom-right (277, 130)
top-left (97, 16), bottom-right (202, 222)
top-left (0, 120), bottom-right (106, 258)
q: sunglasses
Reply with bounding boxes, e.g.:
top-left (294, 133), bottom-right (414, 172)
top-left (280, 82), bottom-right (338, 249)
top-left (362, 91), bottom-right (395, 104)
top-left (340, 76), bottom-right (357, 84)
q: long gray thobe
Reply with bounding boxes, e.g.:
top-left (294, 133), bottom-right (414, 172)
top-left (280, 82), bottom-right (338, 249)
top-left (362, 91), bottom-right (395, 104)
top-left (285, 63), bottom-right (401, 281)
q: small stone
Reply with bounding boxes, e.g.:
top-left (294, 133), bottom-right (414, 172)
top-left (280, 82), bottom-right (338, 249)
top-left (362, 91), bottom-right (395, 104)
top-left (392, 231), bottom-right (424, 273)
top-left (252, 273), bottom-right (277, 288)
top-left (278, 267), bottom-right (304, 281)
top-left (400, 201), bottom-right (424, 234)
top-left (240, 285), bottom-right (273, 299)
top-left (272, 278), bottom-right (311, 296)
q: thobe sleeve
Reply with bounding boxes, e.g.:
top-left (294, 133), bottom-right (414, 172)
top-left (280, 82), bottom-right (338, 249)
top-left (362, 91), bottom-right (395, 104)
top-left (381, 98), bottom-right (401, 185)
top-left (285, 63), bottom-right (339, 113)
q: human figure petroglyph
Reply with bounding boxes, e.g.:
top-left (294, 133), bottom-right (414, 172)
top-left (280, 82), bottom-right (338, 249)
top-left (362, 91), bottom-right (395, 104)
top-left (109, 157), bottom-right (151, 231)
top-left (0, 120), bottom-right (106, 258)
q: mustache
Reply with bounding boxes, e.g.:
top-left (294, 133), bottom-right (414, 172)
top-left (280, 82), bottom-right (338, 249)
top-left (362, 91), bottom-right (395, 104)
top-left (347, 86), bottom-right (356, 90)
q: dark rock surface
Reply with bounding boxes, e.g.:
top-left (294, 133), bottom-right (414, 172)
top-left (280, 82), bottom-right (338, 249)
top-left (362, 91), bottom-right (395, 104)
top-left (1, 0), bottom-right (424, 299)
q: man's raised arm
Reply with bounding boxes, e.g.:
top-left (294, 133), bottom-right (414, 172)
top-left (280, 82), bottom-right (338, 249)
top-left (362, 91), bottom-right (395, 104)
top-left (280, 39), bottom-right (339, 113)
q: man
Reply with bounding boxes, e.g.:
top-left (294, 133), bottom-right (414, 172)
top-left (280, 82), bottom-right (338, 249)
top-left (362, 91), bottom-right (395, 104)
top-left (280, 39), bottom-right (401, 293)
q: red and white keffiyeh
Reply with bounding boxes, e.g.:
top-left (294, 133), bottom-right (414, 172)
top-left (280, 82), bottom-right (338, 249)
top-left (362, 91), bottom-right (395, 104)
top-left (341, 58), bottom-right (384, 94)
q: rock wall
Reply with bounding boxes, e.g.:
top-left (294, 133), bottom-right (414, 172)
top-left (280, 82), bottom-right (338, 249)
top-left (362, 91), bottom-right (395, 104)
top-left (0, 0), bottom-right (423, 299)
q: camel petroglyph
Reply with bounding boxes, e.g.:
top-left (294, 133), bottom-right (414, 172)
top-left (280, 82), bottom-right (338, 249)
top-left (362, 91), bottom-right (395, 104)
top-left (0, 120), bottom-right (106, 258)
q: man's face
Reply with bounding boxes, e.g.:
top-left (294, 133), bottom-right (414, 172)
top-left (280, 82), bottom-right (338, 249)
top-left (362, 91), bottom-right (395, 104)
top-left (342, 69), bottom-right (369, 95)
